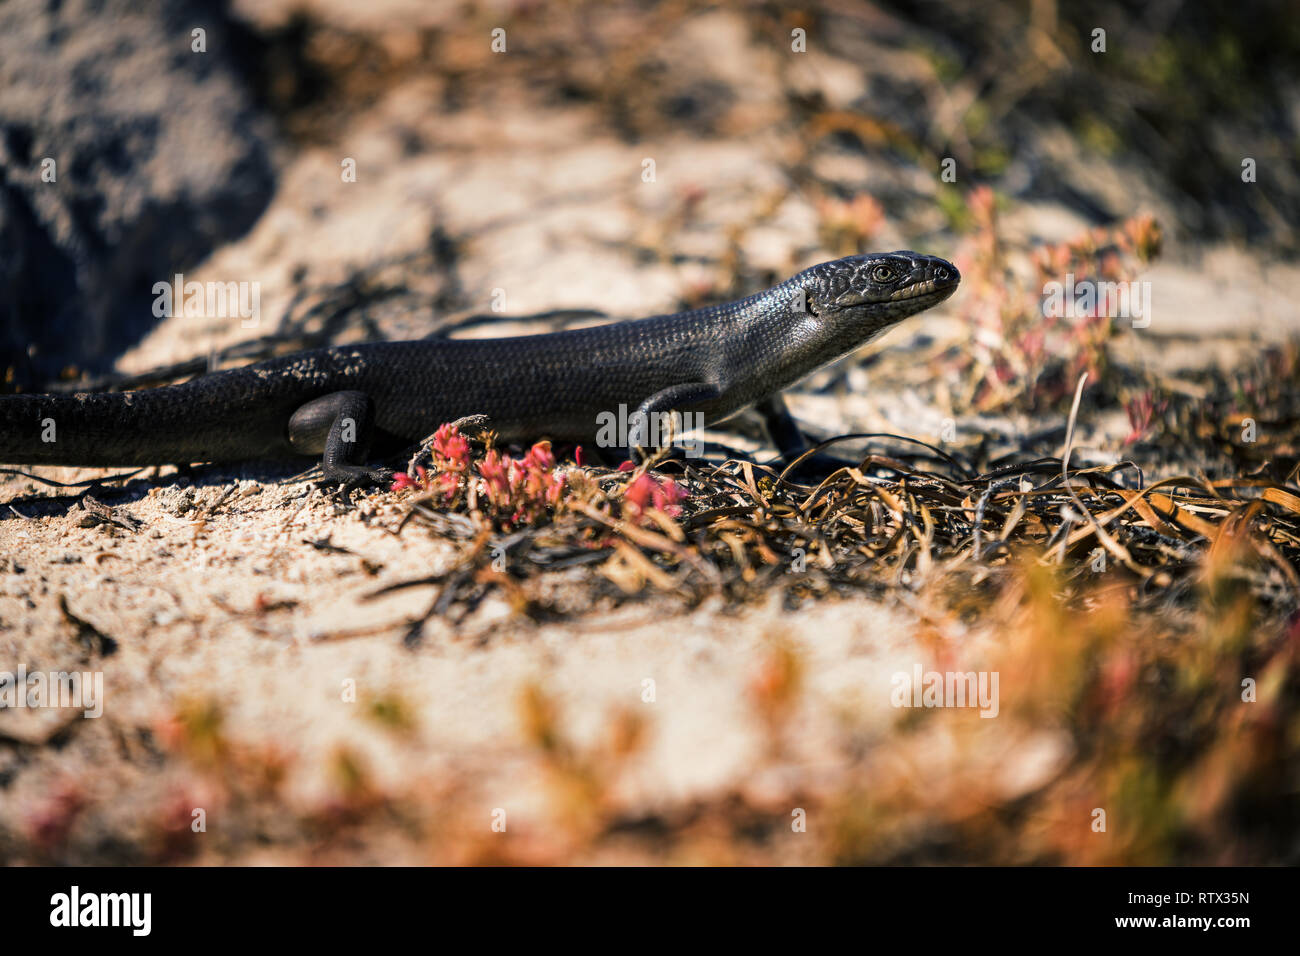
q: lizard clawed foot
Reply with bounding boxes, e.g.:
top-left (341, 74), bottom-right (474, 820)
top-left (319, 462), bottom-right (395, 490)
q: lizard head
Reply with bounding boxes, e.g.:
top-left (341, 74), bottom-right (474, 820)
top-left (797, 251), bottom-right (960, 327)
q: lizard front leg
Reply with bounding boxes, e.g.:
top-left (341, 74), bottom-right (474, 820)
top-left (626, 382), bottom-right (721, 463)
top-left (755, 393), bottom-right (854, 476)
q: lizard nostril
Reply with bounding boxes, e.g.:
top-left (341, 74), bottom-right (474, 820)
top-left (934, 266), bottom-right (949, 280)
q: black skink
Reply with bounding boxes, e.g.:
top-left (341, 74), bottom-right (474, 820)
top-left (0, 252), bottom-right (959, 482)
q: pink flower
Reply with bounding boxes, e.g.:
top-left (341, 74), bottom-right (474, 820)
top-left (624, 474), bottom-right (656, 514)
top-left (432, 424), bottom-right (471, 471)
top-left (653, 478), bottom-right (687, 516)
top-left (391, 423), bottom-right (572, 528)
top-left (623, 473), bottom-right (688, 521)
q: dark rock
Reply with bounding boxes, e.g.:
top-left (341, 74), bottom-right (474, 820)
top-left (0, 0), bottom-right (276, 387)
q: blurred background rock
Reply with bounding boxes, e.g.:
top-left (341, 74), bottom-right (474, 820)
top-left (0, 0), bottom-right (275, 385)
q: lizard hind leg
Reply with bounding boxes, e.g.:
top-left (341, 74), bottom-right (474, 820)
top-left (287, 390), bottom-right (391, 486)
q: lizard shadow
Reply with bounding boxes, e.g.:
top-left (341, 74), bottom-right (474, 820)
top-left (0, 460), bottom-right (318, 522)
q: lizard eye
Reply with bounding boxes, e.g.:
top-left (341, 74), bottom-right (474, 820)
top-left (871, 264), bottom-right (897, 282)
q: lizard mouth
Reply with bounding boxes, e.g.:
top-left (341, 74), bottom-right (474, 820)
top-left (889, 277), bottom-right (953, 300)
top-left (888, 261), bottom-right (961, 302)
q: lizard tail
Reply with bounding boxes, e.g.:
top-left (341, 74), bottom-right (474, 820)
top-left (0, 376), bottom-right (297, 467)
